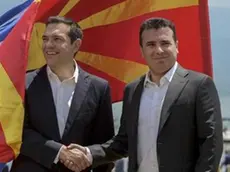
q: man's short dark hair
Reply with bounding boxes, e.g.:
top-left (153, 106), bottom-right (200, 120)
top-left (46, 16), bottom-right (83, 44)
top-left (139, 17), bottom-right (177, 47)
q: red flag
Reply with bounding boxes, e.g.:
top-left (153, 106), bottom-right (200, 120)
top-left (28, 0), bottom-right (212, 102)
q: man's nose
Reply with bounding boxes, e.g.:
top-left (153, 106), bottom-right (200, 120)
top-left (155, 46), bottom-right (163, 54)
top-left (44, 40), bottom-right (55, 48)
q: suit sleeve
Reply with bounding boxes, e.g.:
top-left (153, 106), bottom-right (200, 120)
top-left (20, 92), bottom-right (62, 169)
top-left (88, 86), bottom-right (129, 168)
top-left (88, 84), bottom-right (115, 172)
top-left (195, 76), bottom-right (223, 172)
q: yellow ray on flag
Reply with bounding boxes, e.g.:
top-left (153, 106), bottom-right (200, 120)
top-left (0, 64), bottom-right (24, 157)
top-left (28, 22), bottom-right (46, 70)
top-left (58, 0), bottom-right (80, 16)
top-left (79, 0), bottom-right (198, 30)
top-left (77, 51), bottom-right (148, 83)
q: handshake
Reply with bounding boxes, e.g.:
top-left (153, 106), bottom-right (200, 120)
top-left (58, 144), bottom-right (92, 172)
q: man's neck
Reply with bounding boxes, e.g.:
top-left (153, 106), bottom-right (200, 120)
top-left (149, 62), bottom-right (176, 85)
top-left (149, 68), bottom-right (171, 86)
top-left (149, 72), bottom-right (164, 86)
top-left (49, 61), bottom-right (75, 81)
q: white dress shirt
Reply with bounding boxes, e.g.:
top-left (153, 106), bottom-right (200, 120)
top-left (47, 62), bottom-right (78, 137)
top-left (47, 61), bottom-right (78, 163)
top-left (137, 62), bottom-right (178, 172)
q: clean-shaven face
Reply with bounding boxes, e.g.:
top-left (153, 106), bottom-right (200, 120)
top-left (141, 27), bottom-right (178, 75)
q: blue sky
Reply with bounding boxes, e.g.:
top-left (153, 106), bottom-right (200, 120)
top-left (0, 0), bottom-right (229, 118)
top-left (209, 0), bottom-right (230, 7)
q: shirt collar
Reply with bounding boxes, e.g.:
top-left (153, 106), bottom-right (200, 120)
top-left (46, 60), bottom-right (79, 83)
top-left (144, 61), bottom-right (178, 86)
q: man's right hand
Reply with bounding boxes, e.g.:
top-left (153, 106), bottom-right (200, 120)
top-left (59, 146), bottom-right (91, 172)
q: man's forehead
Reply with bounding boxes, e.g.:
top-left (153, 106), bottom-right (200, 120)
top-left (143, 27), bottom-right (173, 36)
top-left (44, 23), bottom-right (70, 35)
top-left (142, 27), bottom-right (174, 41)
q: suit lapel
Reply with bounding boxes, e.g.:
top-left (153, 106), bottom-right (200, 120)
top-left (36, 66), bottom-right (61, 140)
top-left (158, 66), bottom-right (189, 134)
top-left (63, 68), bottom-right (90, 137)
top-left (130, 76), bottom-right (145, 170)
top-left (131, 76), bottom-right (145, 137)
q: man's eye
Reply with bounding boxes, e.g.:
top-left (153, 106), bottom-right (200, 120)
top-left (42, 38), bottom-right (48, 41)
top-left (147, 43), bottom-right (155, 46)
top-left (162, 42), bottom-right (170, 45)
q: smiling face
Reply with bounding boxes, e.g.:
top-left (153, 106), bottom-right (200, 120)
top-left (42, 23), bottom-right (80, 68)
top-left (140, 27), bottom-right (178, 76)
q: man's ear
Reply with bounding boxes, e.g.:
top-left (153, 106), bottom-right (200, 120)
top-left (176, 40), bottom-right (179, 53)
top-left (73, 38), bottom-right (82, 54)
top-left (140, 46), bottom-right (144, 58)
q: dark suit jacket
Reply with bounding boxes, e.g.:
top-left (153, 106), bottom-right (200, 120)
top-left (11, 66), bottom-right (115, 172)
top-left (88, 65), bottom-right (223, 172)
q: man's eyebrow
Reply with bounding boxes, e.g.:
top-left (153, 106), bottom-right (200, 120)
top-left (42, 34), bottom-right (63, 38)
top-left (161, 40), bottom-right (170, 42)
top-left (146, 41), bottom-right (156, 44)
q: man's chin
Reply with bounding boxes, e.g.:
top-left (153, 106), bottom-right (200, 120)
top-left (46, 62), bottom-right (58, 68)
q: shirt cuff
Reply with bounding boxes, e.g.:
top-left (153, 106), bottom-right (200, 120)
top-left (54, 145), bottom-right (64, 164)
top-left (85, 147), bottom-right (93, 164)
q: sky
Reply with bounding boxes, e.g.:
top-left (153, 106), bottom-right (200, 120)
top-left (209, 0), bottom-right (230, 7)
top-left (0, 0), bottom-right (229, 118)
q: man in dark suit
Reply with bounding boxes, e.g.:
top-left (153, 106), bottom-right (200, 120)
top-left (11, 16), bottom-right (114, 172)
top-left (67, 17), bottom-right (223, 172)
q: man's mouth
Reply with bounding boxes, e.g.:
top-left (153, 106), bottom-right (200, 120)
top-left (46, 51), bottom-right (59, 55)
top-left (154, 56), bottom-right (167, 60)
